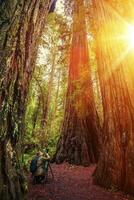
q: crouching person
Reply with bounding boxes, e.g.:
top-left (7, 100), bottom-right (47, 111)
top-left (30, 150), bottom-right (50, 184)
top-left (33, 151), bottom-right (45, 184)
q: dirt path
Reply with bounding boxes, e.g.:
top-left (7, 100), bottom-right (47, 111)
top-left (27, 163), bottom-right (132, 200)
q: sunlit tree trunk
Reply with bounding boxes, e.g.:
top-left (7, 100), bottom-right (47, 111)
top-left (41, 50), bottom-right (56, 129)
top-left (0, 0), bottom-right (51, 199)
top-left (55, 0), bottom-right (101, 166)
top-left (50, 69), bottom-right (61, 125)
top-left (93, 0), bottom-right (134, 194)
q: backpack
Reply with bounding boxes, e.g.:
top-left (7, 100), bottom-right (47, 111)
top-left (30, 156), bottom-right (39, 173)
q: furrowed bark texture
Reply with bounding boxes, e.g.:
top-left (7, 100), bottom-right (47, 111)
top-left (55, 0), bottom-right (101, 166)
top-left (0, 0), bottom-right (51, 199)
top-left (93, 0), bottom-right (134, 195)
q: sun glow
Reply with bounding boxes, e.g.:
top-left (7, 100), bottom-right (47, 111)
top-left (125, 25), bottom-right (134, 49)
top-left (121, 24), bottom-right (134, 49)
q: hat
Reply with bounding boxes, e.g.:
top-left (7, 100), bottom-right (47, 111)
top-left (37, 151), bottom-right (43, 156)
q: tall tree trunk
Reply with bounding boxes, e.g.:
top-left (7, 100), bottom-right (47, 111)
top-left (41, 50), bottom-right (56, 129)
top-left (54, 0), bottom-right (101, 166)
top-left (0, 0), bottom-right (51, 199)
top-left (31, 94), bottom-right (41, 136)
top-left (92, 0), bottom-right (134, 194)
top-left (48, 68), bottom-right (61, 133)
top-left (51, 69), bottom-right (61, 122)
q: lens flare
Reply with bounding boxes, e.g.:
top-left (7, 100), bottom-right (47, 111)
top-left (125, 25), bottom-right (134, 49)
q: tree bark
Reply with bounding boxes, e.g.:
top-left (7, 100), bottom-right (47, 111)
top-left (54, 0), bottom-right (101, 166)
top-left (92, 0), bottom-right (134, 194)
top-left (41, 50), bottom-right (56, 129)
top-left (0, 0), bottom-right (51, 199)
top-left (31, 94), bottom-right (41, 136)
top-left (51, 69), bottom-right (61, 122)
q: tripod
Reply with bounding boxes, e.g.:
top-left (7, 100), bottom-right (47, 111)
top-left (44, 162), bottom-right (54, 183)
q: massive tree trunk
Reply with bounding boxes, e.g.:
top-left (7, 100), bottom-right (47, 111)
top-left (0, 0), bottom-right (51, 199)
top-left (93, 0), bottom-right (134, 194)
top-left (54, 0), bottom-right (101, 166)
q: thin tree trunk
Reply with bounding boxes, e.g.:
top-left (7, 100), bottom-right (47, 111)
top-left (54, 0), bottom-right (101, 166)
top-left (50, 69), bottom-right (61, 123)
top-left (41, 51), bottom-right (56, 129)
top-left (31, 94), bottom-right (41, 136)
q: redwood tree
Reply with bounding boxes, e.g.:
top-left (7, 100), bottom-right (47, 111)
top-left (0, 0), bottom-right (51, 199)
top-left (92, 0), bottom-right (134, 194)
top-left (55, 0), bottom-right (101, 166)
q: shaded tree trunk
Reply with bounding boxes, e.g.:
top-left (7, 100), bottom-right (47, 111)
top-left (31, 94), bottom-right (41, 136)
top-left (92, 0), bottom-right (134, 194)
top-left (0, 0), bottom-right (51, 199)
top-left (54, 0), bottom-right (101, 166)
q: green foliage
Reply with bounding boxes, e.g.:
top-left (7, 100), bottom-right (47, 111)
top-left (24, 12), bottom-right (70, 158)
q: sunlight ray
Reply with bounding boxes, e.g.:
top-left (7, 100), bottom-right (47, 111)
top-left (99, 0), bottom-right (134, 77)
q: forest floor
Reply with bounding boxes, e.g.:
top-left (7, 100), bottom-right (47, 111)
top-left (27, 163), bottom-right (134, 200)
